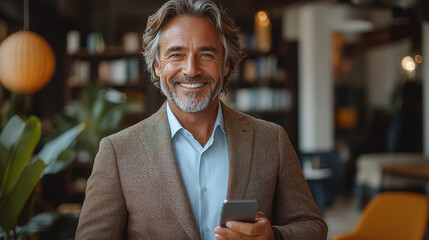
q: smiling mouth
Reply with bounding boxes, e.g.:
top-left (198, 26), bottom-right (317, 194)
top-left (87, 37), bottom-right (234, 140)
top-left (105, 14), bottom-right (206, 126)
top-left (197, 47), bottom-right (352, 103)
top-left (178, 82), bottom-right (206, 88)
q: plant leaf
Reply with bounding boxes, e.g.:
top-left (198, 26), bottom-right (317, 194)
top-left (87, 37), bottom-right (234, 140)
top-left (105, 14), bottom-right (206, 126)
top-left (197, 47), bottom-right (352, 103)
top-left (98, 107), bottom-right (123, 133)
top-left (42, 149), bottom-right (76, 176)
top-left (0, 115), bottom-right (25, 195)
top-left (92, 90), bottom-right (106, 122)
top-left (37, 120), bottom-right (88, 166)
top-left (0, 211), bottom-right (62, 238)
top-left (0, 159), bottom-right (46, 235)
top-left (0, 144), bottom-right (8, 201)
top-left (0, 99), bottom-right (12, 129)
top-left (17, 187), bottom-right (36, 226)
top-left (0, 115), bottom-right (25, 149)
top-left (26, 211), bottom-right (62, 234)
top-left (0, 116), bottom-right (41, 198)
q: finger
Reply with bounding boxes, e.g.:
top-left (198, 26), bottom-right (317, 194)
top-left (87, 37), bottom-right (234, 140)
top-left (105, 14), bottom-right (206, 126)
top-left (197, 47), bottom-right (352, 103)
top-left (225, 220), bottom-right (262, 236)
top-left (255, 212), bottom-right (272, 226)
top-left (214, 226), bottom-right (245, 240)
top-left (255, 212), bottom-right (266, 221)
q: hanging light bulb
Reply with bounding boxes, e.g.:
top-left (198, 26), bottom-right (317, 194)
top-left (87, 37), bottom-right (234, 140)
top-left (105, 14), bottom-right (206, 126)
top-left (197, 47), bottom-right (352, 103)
top-left (255, 10), bottom-right (272, 53)
top-left (0, 0), bottom-right (56, 94)
top-left (401, 56), bottom-right (416, 73)
top-left (0, 31), bottom-right (56, 93)
top-left (415, 54), bottom-right (423, 64)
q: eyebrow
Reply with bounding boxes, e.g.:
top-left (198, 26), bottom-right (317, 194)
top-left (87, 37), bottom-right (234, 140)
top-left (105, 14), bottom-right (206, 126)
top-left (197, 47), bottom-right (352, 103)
top-left (199, 46), bottom-right (218, 53)
top-left (164, 46), bottom-right (184, 55)
top-left (164, 46), bottom-right (218, 55)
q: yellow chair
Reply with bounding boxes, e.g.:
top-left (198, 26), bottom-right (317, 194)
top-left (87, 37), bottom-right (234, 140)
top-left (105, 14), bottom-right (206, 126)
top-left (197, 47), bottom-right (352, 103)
top-left (332, 191), bottom-right (429, 240)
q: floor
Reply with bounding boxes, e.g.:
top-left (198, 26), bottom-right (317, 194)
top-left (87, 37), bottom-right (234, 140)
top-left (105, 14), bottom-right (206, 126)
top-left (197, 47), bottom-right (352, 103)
top-left (323, 195), bottom-right (362, 239)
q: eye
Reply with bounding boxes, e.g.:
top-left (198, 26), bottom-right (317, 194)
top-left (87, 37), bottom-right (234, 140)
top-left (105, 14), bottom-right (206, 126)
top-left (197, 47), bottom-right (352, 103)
top-left (168, 53), bottom-right (183, 60)
top-left (200, 53), bottom-right (215, 60)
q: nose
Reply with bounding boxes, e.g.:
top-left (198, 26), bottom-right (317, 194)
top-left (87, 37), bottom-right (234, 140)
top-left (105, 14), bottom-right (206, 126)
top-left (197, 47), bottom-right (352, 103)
top-left (182, 54), bottom-right (201, 77)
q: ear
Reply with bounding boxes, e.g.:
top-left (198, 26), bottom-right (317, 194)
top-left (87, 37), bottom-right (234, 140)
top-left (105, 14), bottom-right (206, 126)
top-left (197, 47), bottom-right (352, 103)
top-left (154, 61), bottom-right (161, 77)
top-left (223, 58), bottom-right (230, 76)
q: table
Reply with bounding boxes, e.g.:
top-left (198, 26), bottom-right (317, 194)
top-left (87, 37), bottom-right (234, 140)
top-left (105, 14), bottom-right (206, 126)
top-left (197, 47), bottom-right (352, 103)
top-left (381, 163), bottom-right (429, 191)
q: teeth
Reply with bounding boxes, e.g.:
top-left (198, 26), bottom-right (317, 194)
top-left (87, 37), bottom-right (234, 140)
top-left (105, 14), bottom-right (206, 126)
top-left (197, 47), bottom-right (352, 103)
top-left (178, 83), bottom-right (205, 88)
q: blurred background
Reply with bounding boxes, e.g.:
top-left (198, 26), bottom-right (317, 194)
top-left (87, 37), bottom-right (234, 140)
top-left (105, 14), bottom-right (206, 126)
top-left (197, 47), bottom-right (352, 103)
top-left (0, 0), bottom-right (428, 239)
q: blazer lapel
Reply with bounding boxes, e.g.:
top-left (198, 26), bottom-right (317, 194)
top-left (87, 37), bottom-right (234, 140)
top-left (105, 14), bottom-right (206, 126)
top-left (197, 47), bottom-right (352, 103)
top-left (140, 103), bottom-right (199, 239)
top-left (222, 103), bottom-right (254, 200)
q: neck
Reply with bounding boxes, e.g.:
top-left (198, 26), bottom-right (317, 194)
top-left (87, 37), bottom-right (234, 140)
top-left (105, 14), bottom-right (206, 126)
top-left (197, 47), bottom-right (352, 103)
top-left (168, 98), bottom-right (219, 147)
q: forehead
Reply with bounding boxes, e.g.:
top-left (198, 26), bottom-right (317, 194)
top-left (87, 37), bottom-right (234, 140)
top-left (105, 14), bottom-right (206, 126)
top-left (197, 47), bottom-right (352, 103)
top-left (159, 16), bottom-right (223, 51)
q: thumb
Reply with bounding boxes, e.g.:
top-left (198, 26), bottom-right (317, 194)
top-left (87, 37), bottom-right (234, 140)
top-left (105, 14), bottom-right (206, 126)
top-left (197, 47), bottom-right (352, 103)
top-left (256, 212), bottom-right (267, 221)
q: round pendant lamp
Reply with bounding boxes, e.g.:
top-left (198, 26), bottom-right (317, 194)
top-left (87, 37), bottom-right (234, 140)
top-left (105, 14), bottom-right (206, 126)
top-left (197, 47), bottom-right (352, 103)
top-left (0, 31), bottom-right (56, 94)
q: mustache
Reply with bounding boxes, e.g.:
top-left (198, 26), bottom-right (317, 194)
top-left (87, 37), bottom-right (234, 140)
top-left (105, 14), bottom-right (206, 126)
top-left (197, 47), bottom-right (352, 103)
top-left (170, 75), bottom-right (213, 84)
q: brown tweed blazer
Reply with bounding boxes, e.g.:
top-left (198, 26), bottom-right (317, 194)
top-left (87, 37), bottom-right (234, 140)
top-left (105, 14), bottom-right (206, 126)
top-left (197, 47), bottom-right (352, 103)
top-left (75, 102), bottom-right (328, 240)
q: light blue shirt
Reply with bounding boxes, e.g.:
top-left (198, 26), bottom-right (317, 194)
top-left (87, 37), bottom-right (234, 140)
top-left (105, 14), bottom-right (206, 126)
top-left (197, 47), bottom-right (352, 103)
top-left (167, 102), bottom-right (229, 240)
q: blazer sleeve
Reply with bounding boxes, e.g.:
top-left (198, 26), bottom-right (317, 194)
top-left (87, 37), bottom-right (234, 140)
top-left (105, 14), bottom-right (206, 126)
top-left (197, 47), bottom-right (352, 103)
top-left (75, 137), bottom-right (127, 239)
top-left (271, 126), bottom-right (328, 240)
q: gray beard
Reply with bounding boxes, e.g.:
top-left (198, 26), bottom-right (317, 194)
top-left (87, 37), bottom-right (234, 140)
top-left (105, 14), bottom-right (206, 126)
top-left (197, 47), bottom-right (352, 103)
top-left (160, 75), bottom-right (222, 113)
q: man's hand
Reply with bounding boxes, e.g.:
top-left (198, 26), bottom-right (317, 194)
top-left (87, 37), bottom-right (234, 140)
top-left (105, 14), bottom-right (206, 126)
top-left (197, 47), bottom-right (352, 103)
top-left (214, 212), bottom-right (275, 240)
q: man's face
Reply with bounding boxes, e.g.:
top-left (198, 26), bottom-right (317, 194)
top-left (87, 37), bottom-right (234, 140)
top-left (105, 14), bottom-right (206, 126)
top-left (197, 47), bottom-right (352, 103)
top-left (154, 16), bottom-right (229, 113)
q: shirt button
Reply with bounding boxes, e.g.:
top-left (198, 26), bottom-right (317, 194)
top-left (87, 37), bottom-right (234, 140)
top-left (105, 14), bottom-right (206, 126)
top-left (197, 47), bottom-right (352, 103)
top-left (204, 227), bottom-right (210, 232)
top-left (201, 186), bottom-right (207, 192)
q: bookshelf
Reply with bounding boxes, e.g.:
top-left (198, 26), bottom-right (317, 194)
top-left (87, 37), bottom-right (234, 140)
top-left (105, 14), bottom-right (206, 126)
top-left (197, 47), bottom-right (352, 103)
top-left (65, 45), bottom-right (148, 119)
top-left (223, 40), bottom-right (298, 147)
top-left (65, 48), bottom-right (145, 101)
top-left (63, 46), bottom-right (147, 202)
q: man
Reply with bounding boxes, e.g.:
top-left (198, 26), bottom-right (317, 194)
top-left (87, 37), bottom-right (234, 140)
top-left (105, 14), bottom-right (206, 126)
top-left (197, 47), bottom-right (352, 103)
top-left (76, 0), bottom-right (328, 239)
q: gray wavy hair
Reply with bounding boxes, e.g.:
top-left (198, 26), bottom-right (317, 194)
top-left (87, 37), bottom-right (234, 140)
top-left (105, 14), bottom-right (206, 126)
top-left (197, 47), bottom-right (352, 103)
top-left (142, 0), bottom-right (244, 92)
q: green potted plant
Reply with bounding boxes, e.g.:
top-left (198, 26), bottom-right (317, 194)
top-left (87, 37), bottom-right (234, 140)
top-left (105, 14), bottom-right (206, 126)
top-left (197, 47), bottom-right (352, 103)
top-left (54, 83), bottom-right (143, 164)
top-left (0, 115), bottom-right (87, 239)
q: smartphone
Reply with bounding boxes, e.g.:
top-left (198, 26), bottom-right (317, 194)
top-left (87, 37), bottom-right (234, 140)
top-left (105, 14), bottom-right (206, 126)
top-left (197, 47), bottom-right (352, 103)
top-left (219, 199), bottom-right (259, 227)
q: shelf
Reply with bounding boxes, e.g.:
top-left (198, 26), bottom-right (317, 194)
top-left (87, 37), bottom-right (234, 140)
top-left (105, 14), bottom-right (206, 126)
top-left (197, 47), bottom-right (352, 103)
top-left (65, 46), bottom-right (145, 105)
top-left (243, 109), bottom-right (292, 116)
top-left (67, 47), bottom-right (141, 59)
top-left (229, 78), bottom-right (288, 88)
top-left (67, 80), bottom-right (144, 89)
top-left (220, 37), bottom-right (297, 147)
top-left (244, 48), bottom-right (285, 58)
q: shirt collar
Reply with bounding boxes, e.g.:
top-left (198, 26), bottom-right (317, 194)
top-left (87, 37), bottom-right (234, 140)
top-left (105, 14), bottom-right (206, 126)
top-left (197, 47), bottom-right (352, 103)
top-left (166, 101), bottom-right (225, 139)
